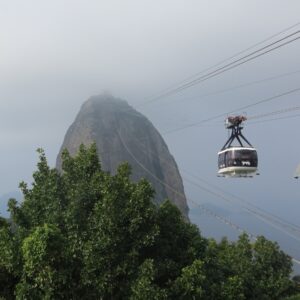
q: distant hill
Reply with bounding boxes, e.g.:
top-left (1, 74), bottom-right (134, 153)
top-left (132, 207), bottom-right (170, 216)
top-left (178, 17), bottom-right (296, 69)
top-left (0, 191), bottom-right (22, 218)
top-left (56, 94), bottom-right (189, 218)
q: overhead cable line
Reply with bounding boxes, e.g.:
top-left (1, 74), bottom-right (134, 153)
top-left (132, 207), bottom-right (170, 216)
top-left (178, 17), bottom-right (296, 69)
top-left (184, 176), bottom-right (300, 241)
top-left (96, 89), bottom-right (300, 162)
top-left (202, 112), bottom-right (300, 126)
top-left (117, 126), bottom-right (300, 239)
top-left (163, 87), bottom-right (300, 135)
top-left (142, 21), bottom-right (300, 104)
top-left (116, 127), bottom-right (255, 239)
top-left (247, 113), bottom-right (300, 125)
top-left (143, 69), bottom-right (300, 109)
top-left (142, 30), bottom-right (300, 104)
top-left (127, 129), bottom-right (300, 238)
top-left (182, 171), bottom-right (300, 233)
top-left (248, 105), bottom-right (300, 121)
top-left (96, 88), bottom-right (300, 163)
top-left (213, 100), bottom-right (300, 126)
top-left (116, 127), bottom-right (300, 265)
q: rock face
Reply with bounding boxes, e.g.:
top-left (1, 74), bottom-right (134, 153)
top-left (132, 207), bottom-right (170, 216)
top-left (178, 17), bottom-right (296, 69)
top-left (56, 94), bottom-right (189, 219)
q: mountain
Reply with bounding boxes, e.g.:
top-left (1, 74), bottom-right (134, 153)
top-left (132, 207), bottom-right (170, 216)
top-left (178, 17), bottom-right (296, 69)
top-left (56, 94), bottom-right (189, 218)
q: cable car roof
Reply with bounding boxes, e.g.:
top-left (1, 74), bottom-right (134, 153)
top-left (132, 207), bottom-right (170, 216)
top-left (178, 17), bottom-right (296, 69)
top-left (218, 147), bottom-right (257, 154)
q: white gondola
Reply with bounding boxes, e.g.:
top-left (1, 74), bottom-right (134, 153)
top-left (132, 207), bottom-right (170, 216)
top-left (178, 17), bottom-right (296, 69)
top-left (294, 164), bottom-right (300, 179)
top-left (218, 147), bottom-right (258, 177)
top-left (218, 116), bottom-right (258, 178)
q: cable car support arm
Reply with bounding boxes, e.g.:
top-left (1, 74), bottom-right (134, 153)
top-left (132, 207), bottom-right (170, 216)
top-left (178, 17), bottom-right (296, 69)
top-left (221, 116), bottom-right (253, 150)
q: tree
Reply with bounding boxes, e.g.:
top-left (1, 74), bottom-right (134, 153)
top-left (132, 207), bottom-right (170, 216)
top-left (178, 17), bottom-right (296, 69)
top-left (82, 164), bottom-right (160, 298)
top-left (0, 143), bottom-right (298, 299)
top-left (293, 275), bottom-right (300, 293)
top-left (251, 236), bottom-right (293, 299)
top-left (173, 259), bottom-right (206, 299)
top-left (0, 220), bottom-right (18, 299)
top-left (284, 295), bottom-right (300, 300)
top-left (149, 200), bottom-right (207, 291)
top-left (130, 259), bottom-right (167, 300)
top-left (201, 234), bottom-right (293, 300)
top-left (16, 224), bottom-right (67, 299)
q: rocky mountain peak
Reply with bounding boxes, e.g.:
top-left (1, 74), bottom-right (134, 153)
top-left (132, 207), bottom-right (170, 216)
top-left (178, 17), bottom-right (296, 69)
top-left (56, 94), bottom-right (189, 219)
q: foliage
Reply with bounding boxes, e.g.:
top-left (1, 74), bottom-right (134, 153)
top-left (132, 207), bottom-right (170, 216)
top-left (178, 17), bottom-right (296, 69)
top-left (284, 295), bottom-right (300, 300)
top-left (0, 143), bottom-right (297, 299)
top-left (16, 224), bottom-right (67, 299)
top-left (130, 259), bottom-right (167, 300)
top-left (172, 259), bottom-right (206, 299)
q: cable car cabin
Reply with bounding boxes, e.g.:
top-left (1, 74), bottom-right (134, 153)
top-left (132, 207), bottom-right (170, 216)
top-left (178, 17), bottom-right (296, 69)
top-left (218, 116), bottom-right (258, 178)
top-left (218, 147), bottom-right (258, 177)
top-left (294, 164), bottom-right (300, 179)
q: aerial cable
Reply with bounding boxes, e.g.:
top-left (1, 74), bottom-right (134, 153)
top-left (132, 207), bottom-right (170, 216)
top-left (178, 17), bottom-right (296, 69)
top-left (118, 121), bottom-right (300, 236)
top-left (143, 22), bottom-right (300, 105)
top-left (129, 132), bottom-right (300, 238)
top-left (116, 126), bottom-right (253, 236)
top-left (247, 105), bottom-right (300, 121)
top-left (248, 113), bottom-right (300, 125)
top-left (184, 176), bottom-right (300, 241)
top-left (117, 126), bottom-right (300, 239)
top-left (97, 89), bottom-right (300, 161)
top-left (199, 204), bottom-right (255, 239)
top-left (144, 69), bottom-right (300, 109)
top-left (293, 258), bottom-right (300, 265)
top-left (179, 163), bottom-right (300, 232)
top-left (116, 127), bottom-right (300, 265)
top-left (163, 87), bottom-right (300, 135)
top-left (142, 30), bottom-right (300, 104)
top-left (153, 34), bottom-right (300, 101)
top-left (182, 170), bottom-right (300, 233)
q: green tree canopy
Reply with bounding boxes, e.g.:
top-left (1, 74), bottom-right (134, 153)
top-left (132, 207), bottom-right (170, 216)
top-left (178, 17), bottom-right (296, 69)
top-left (0, 143), bottom-right (297, 299)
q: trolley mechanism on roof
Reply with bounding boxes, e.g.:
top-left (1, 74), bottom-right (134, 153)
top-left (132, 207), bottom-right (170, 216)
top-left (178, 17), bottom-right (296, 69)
top-left (218, 116), bottom-right (259, 178)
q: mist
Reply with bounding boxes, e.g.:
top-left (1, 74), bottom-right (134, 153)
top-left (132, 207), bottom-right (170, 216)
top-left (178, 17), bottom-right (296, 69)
top-left (0, 0), bottom-right (300, 270)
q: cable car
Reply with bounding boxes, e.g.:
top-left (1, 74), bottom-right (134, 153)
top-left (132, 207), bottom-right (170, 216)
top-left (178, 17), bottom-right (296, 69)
top-left (294, 164), bottom-right (300, 179)
top-left (218, 116), bottom-right (258, 177)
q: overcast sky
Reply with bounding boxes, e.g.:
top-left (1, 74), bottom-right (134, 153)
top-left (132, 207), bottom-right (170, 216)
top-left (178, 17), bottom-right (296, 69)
top-left (1, 0), bottom-right (300, 263)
